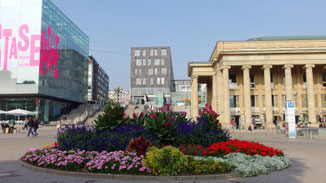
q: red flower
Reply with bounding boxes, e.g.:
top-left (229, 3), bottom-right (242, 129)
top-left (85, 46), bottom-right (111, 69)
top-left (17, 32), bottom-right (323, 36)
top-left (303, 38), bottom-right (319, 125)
top-left (132, 113), bottom-right (137, 118)
top-left (166, 104), bottom-right (171, 110)
top-left (163, 122), bottom-right (171, 127)
top-left (107, 113), bottom-right (111, 116)
top-left (140, 112), bottom-right (144, 117)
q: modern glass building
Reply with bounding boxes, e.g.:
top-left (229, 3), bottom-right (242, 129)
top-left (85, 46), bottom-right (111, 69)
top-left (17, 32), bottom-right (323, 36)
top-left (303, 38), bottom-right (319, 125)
top-left (0, 0), bottom-right (89, 122)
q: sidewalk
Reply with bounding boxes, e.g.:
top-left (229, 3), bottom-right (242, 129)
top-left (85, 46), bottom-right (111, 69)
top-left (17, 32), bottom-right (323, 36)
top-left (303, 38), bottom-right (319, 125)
top-left (0, 127), bottom-right (325, 182)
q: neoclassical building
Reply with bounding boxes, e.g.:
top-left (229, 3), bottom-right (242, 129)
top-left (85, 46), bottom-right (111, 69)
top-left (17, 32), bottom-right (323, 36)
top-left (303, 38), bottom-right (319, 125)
top-left (188, 37), bottom-right (326, 129)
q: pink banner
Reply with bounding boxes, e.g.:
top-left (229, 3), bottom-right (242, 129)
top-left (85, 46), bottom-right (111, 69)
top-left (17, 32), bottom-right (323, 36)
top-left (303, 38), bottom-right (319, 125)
top-left (0, 24), bottom-right (59, 78)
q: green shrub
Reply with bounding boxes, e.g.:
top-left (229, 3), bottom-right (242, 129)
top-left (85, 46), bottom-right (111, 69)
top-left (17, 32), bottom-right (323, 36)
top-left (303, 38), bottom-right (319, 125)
top-left (94, 103), bottom-right (127, 130)
top-left (143, 146), bottom-right (188, 176)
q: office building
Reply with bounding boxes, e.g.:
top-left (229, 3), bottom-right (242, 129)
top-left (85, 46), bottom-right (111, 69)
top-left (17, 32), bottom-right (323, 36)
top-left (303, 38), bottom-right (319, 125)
top-left (0, 0), bottom-right (89, 122)
top-left (130, 47), bottom-right (174, 105)
top-left (88, 54), bottom-right (109, 104)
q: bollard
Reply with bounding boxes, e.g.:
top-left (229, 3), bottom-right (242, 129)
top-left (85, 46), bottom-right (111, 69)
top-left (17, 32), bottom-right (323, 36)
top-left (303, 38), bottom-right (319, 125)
top-left (309, 129), bottom-right (313, 139)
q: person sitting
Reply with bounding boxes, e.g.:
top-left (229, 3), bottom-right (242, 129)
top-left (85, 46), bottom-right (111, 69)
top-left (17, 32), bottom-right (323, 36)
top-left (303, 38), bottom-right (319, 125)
top-left (248, 125), bottom-right (253, 131)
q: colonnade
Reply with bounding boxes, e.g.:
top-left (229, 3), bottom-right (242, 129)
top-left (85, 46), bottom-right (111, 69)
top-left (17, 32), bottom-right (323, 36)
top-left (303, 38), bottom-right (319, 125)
top-left (190, 64), bottom-right (318, 129)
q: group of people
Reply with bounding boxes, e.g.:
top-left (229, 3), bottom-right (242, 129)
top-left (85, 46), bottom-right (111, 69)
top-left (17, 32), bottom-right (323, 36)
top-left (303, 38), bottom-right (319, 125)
top-left (24, 117), bottom-right (39, 137)
top-left (1, 119), bottom-right (16, 133)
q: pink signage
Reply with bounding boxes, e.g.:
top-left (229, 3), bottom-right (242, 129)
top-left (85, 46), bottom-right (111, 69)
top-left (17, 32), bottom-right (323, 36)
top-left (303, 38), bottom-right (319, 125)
top-left (40, 26), bottom-right (59, 78)
top-left (0, 24), bottom-right (60, 78)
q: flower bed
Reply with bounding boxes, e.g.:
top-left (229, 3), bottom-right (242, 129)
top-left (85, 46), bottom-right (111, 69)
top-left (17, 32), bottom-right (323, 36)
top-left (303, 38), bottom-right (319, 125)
top-left (22, 103), bottom-right (291, 178)
top-left (178, 139), bottom-right (284, 157)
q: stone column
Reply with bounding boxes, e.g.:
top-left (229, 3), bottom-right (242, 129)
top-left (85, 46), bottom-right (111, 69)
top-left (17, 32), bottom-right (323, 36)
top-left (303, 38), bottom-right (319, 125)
top-left (263, 65), bottom-right (273, 129)
top-left (207, 81), bottom-right (212, 106)
top-left (191, 75), bottom-right (199, 118)
top-left (305, 64), bottom-right (317, 126)
top-left (217, 67), bottom-right (224, 122)
top-left (283, 64), bottom-right (294, 101)
top-left (242, 65), bottom-right (252, 129)
top-left (212, 72), bottom-right (218, 112)
top-left (222, 66), bottom-right (231, 128)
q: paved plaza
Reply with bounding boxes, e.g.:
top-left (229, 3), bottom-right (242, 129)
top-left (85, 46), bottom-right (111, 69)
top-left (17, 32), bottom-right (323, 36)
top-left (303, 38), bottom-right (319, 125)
top-left (0, 127), bottom-right (325, 183)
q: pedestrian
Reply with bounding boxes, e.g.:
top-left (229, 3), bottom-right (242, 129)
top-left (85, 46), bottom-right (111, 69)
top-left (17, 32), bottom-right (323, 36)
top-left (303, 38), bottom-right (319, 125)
top-left (57, 119), bottom-right (61, 130)
top-left (27, 117), bottom-right (34, 137)
top-left (40, 121), bottom-right (44, 128)
top-left (8, 119), bottom-right (15, 133)
top-left (231, 120), bottom-right (235, 130)
top-left (23, 118), bottom-right (28, 131)
top-left (33, 118), bottom-right (39, 136)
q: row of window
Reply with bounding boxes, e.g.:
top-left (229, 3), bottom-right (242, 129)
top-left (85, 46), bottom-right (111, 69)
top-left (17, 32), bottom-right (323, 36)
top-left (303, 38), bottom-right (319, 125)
top-left (135, 59), bottom-right (165, 66)
top-left (230, 94), bottom-right (326, 108)
top-left (134, 68), bottom-right (167, 75)
top-left (134, 49), bottom-right (167, 57)
top-left (135, 78), bottom-right (165, 85)
top-left (229, 71), bottom-right (326, 89)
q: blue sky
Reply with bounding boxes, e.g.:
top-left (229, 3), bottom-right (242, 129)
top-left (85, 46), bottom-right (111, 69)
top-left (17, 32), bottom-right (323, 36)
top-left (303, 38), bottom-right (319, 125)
top-left (52, 0), bottom-right (326, 90)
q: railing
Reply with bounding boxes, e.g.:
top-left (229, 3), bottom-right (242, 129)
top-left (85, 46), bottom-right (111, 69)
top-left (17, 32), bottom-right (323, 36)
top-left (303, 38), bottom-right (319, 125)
top-left (72, 104), bottom-right (103, 125)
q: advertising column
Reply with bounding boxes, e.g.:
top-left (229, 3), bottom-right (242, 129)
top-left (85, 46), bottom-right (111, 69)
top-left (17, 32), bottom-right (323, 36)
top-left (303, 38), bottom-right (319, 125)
top-left (286, 101), bottom-right (296, 138)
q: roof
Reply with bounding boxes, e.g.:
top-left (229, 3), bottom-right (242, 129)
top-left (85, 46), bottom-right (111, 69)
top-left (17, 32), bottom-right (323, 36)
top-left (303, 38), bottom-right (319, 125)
top-left (248, 35), bottom-right (326, 41)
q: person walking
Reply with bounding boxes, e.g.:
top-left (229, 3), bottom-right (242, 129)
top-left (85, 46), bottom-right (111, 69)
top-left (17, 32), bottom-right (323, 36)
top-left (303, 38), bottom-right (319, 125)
top-left (8, 119), bottom-right (15, 133)
top-left (27, 117), bottom-right (34, 137)
top-left (33, 118), bottom-right (39, 136)
top-left (231, 120), bottom-right (235, 131)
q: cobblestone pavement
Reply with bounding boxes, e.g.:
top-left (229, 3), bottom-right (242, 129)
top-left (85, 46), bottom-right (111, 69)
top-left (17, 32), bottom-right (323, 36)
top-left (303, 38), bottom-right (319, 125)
top-left (0, 127), bottom-right (325, 183)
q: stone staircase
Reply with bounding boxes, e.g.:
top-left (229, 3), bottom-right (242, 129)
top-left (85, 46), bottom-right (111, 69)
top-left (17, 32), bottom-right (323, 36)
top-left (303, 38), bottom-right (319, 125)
top-left (124, 104), bottom-right (145, 116)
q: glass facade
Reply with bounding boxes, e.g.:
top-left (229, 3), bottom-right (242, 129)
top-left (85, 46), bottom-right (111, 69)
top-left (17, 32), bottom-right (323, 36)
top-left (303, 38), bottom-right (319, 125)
top-left (0, 0), bottom-right (89, 122)
top-left (39, 0), bottom-right (89, 103)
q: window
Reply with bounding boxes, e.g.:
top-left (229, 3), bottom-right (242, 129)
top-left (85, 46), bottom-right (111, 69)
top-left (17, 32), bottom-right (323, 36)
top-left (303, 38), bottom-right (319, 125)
top-left (154, 49), bottom-right (158, 56)
top-left (161, 68), bottom-right (167, 75)
top-left (251, 95), bottom-right (255, 107)
top-left (161, 59), bottom-right (165, 65)
top-left (155, 68), bottom-right (158, 75)
top-left (323, 94), bottom-right (326, 108)
top-left (150, 78), bottom-right (154, 85)
top-left (134, 69), bottom-right (138, 75)
top-left (272, 95), bottom-right (278, 107)
top-left (230, 95), bottom-right (239, 107)
top-left (154, 59), bottom-right (160, 65)
top-left (250, 71), bottom-right (255, 88)
top-left (148, 69), bottom-right (153, 75)
top-left (323, 72), bottom-right (326, 87)
top-left (161, 78), bottom-right (165, 85)
top-left (229, 71), bottom-right (237, 89)
top-left (143, 59), bottom-right (146, 66)
top-left (150, 49), bottom-right (154, 56)
top-left (143, 78), bottom-right (146, 85)
top-left (161, 49), bottom-right (167, 56)
top-left (134, 50), bottom-right (140, 56)
top-left (148, 59), bottom-right (151, 65)
top-left (303, 72), bottom-right (307, 88)
top-left (136, 78), bottom-right (142, 85)
top-left (142, 50), bottom-right (146, 56)
top-left (157, 78), bottom-right (160, 84)
top-left (136, 59), bottom-right (142, 66)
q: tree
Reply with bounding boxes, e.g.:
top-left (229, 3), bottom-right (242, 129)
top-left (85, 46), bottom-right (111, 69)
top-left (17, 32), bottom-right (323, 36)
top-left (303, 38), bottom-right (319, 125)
top-left (114, 87), bottom-right (122, 103)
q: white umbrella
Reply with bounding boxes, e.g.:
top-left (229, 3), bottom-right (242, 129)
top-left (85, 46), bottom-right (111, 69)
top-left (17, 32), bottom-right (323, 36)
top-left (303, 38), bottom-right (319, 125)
top-left (6, 109), bottom-right (37, 116)
top-left (0, 110), bottom-right (6, 114)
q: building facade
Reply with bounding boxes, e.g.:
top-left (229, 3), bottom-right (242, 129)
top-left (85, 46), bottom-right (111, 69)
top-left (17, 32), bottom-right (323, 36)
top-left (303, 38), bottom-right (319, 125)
top-left (130, 47), bottom-right (174, 105)
top-left (108, 89), bottom-right (130, 106)
top-left (88, 54), bottom-right (109, 104)
top-left (0, 0), bottom-right (89, 122)
top-left (188, 37), bottom-right (326, 129)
